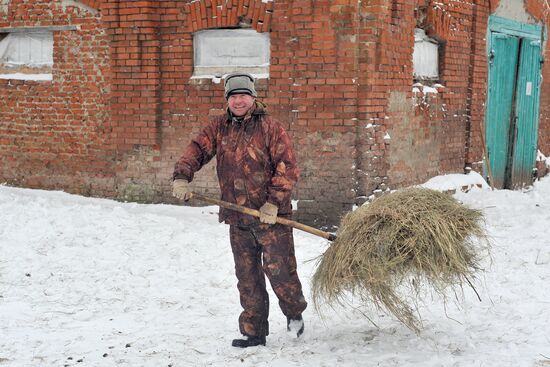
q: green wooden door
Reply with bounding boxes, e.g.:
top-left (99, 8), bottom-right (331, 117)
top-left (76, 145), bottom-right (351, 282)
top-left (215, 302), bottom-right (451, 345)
top-left (485, 16), bottom-right (544, 189)
top-left (485, 32), bottom-right (520, 188)
top-left (510, 39), bottom-right (542, 188)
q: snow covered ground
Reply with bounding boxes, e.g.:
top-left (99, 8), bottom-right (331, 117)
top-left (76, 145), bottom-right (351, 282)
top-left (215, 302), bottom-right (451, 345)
top-left (1, 175), bottom-right (550, 367)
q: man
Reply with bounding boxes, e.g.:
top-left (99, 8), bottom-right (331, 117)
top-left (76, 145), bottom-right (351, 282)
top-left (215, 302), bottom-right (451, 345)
top-left (172, 72), bottom-right (307, 348)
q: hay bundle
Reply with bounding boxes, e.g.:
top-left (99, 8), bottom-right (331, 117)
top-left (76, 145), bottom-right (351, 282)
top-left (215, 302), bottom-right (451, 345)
top-left (312, 187), bottom-right (488, 332)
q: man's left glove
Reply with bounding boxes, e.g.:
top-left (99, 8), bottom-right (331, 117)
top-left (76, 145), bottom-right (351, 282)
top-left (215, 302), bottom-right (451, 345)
top-left (259, 202), bottom-right (278, 224)
top-left (172, 179), bottom-right (192, 201)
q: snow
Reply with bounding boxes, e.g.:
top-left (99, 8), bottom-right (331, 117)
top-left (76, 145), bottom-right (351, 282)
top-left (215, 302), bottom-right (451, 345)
top-left (2, 175), bottom-right (550, 366)
top-left (0, 73), bottom-right (52, 81)
top-left (423, 86), bottom-right (438, 94)
top-left (412, 84), bottom-right (439, 94)
top-left (537, 149), bottom-right (550, 167)
top-left (191, 73), bottom-right (269, 81)
top-left (422, 171), bottom-right (490, 191)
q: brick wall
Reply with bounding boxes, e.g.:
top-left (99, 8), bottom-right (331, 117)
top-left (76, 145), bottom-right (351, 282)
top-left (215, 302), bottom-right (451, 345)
top-left (154, 0), bottom-right (362, 226)
top-left (1, 0), bottom-right (549, 227)
top-left (383, 0), bottom-right (479, 188)
top-left (0, 0), bottom-right (113, 195)
top-left (526, 0), bottom-right (550, 159)
top-left (465, 0), bottom-right (491, 172)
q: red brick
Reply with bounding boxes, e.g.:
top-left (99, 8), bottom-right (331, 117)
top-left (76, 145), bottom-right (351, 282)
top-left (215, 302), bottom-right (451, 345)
top-left (1, 0), bottom-right (549, 228)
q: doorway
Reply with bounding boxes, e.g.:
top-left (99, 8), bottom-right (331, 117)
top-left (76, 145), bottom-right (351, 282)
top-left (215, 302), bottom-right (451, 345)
top-left (485, 16), bottom-right (543, 189)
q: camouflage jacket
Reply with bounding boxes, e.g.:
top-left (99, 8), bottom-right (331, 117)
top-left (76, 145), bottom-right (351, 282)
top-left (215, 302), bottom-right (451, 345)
top-left (173, 102), bottom-right (299, 225)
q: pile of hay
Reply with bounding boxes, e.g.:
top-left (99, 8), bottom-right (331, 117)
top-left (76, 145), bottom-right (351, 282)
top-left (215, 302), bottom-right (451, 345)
top-left (312, 187), bottom-right (489, 332)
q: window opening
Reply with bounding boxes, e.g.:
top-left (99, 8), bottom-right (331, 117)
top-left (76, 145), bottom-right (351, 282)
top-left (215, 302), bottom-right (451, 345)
top-left (413, 28), bottom-right (439, 81)
top-left (0, 31), bottom-right (53, 80)
top-left (193, 29), bottom-right (270, 79)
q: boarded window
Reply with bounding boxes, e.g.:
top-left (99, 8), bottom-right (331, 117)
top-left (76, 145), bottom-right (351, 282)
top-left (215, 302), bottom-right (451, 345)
top-left (0, 32), bottom-right (53, 80)
top-left (193, 29), bottom-right (269, 78)
top-left (0, 0), bottom-right (8, 12)
top-left (0, 32), bottom-right (53, 66)
top-left (413, 28), bottom-right (439, 81)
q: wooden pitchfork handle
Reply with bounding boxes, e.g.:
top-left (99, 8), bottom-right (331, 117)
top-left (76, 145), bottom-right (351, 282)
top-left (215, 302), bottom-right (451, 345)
top-left (189, 192), bottom-right (337, 241)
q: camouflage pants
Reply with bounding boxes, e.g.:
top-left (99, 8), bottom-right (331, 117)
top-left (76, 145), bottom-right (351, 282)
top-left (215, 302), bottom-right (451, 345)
top-left (229, 224), bottom-right (308, 337)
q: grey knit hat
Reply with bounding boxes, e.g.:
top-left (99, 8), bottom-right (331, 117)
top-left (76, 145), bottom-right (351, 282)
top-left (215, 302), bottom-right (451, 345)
top-left (224, 72), bottom-right (257, 99)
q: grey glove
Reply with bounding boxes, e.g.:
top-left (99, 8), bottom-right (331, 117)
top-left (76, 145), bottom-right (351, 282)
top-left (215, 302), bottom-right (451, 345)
top-left (172, 179), bottom-right (192, 201)
top-left (259, 202), bottom-right (278, 224)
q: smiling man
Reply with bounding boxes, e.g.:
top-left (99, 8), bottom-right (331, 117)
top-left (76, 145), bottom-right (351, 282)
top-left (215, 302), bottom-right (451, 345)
top-left (172, 72), bottom-right (307, 348)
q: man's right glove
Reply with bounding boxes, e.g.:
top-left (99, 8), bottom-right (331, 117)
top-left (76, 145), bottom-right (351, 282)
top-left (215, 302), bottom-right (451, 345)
top-left (172, 179), bottom-right (192, 201)
top-left (259, 202), bottom-right (278, 224)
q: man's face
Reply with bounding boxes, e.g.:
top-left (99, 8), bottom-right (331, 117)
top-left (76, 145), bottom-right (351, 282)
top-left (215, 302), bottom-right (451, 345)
top-left (227, 94), bottom-right (255, 117)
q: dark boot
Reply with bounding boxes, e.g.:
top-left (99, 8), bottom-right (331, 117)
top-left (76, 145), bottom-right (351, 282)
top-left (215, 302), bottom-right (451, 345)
top-left (287, 315), bottom-right (304, 337)
top-left (231, 335), bottom-right (266, 348)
